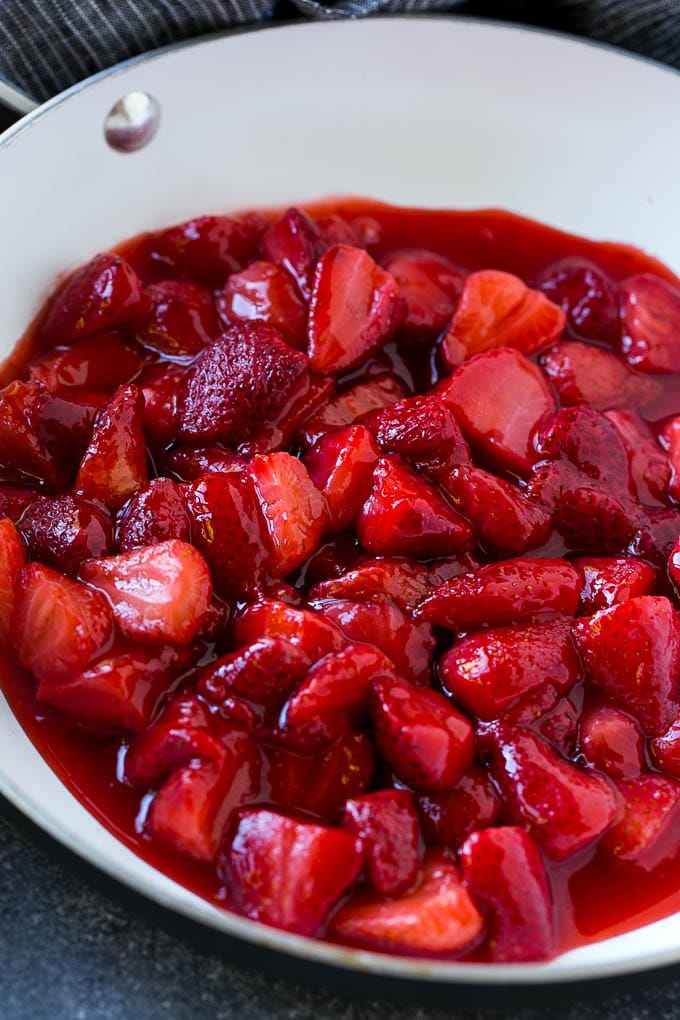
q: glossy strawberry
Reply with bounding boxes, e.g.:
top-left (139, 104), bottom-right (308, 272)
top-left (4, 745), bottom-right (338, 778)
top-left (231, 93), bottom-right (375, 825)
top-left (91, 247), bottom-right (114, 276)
top-left (18, 494), bottom-right (113, 575)
top-left (268, 732), bottom-right (376, 819)
top-left (606, 408), bottom-right (671, 504)
top-left (416, 767), bottom-right (501, 850)
top-left (660, 416), bottom-right (680, 502)
top-left (540, 340), bottom-right (660, 411)
top-left (342, 790), bottom-right (420, 896)
top-left (217, 259), bottom-right (307, 349)
top-left (38, 389), bottom-right (109, 475)
top-left (364, 394), bottom-right (471, 474)
top-left (628, 508), bottom-right (680, 568)
top-left (0, 485), bottom-right (40, 523)
top-left (303, 424), bottom-right (380, 533)
top-left (300, 374), bottom-right (405, 448)
top-left (263, 207), bottom-right (324, 300)
top-left (650, 716), bottom-right (680, 780)
top-left (75, 384), bottom-right (148, 510)
top-left (236, 374), bottom-right (336, 460)
top-left (601, 775), bottom-right (680, 870)
top-left (309, 557), bottom-right (432, 612)
top-left (381, 249), bottom-right (465, 339)
top-left (198, 637), bottom-right (310, 709)
top-left (29, 333), bottom-right (143, 393)
top-left (136, 362), bottom-right (184, 447)
top-left (535, 406), bottom-right (633, 494)
top-left (579, 706), bottom-right (644, 780)
top-left (162, 444), bottom-right (246, 483)
top-left (620, 274), bottom-right (680, 374)
top-left (124, 695), bottom-right (221, 785)
top-left (0, 519), bottom-right (26, 644)
top-left (574, 556), bottom-right (656, 615)
top-left (134, 280), bottom-right (218, 357)
top-left (0, 380), bottom-right (65, 488)
top-left (233, 599), bottom-right (346, 664)
top-left (117, 478), bottom-right (190, 552)
top-left (535, 256), bottom-right (619, 345)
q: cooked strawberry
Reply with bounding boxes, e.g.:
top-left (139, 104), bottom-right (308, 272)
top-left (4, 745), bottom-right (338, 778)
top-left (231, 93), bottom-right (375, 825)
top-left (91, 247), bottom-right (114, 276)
top-left (419, 559), bottom-right (581, 631)
top-left (268, 732), bottom-right (376, 819)
top-left (134, 280), bottom-right (218, 357)
top-left (294, 534), bottom-right (362, 589)
top-left (534, 256), bottom-right (620, 345)
top-left (193, 593), bottom-right (232, 643)
top-left (574, 556), bottom-right (657, 615)
top-left (460, 827), bottom-right (555, 962)
top-left (438, 348), bottom-right (555, 477)
top-left (309, 557), bottom-right (432, 612)
top-left (381, 249), bottom-right (465, 339)
top-left (535, 694), bottom-right (580, 757)
top-left (38, 389), bottom-right (109, 475)
top-left (342, 789), bottom-right (420, 896)
top-left (660, 416), bottom-right (680, 502)
top-left (80, 540), bottom-right (212, 645)
top-left (0, 485), bottom-right (40, 523)
top-left (124, 695), bottom-right (221, 786)
top-left (364, 394), bottom-right (471, 475)
top-left (427, 552), bottom-right (482, 585)
top-left (629, 508), bottom-right (680, 568)
top-left (75, 384), bottom-right (148, 510)
top-left (651, 716), bottom-right (680, 780)
top-left (18, 494), bottom-right (113, 575)
top-left (0, 380), bottom-right (65, 488)
top-left (500, 677), bottom-right (564, 727)
top-left (12, 563), bottom-right (113, 682)
top-left (29, 333), bottom-right (143, 393)
top-left (263, 207), bottom-right (325, 301)
top-left (416, 767), bottom-right (501, 850)
top-left (535, 406), bottom-right (633, 495)
top-left (440, 618), bottom-right (580, 721)
top-left (307, 245), bottom-right (404, 373)
top-left (162, 444), bottom-right (246, 483)
top-left (478, 722), bottom-right (618, 860)
top-left (225, 808), bottom-right (362, 935)
top-left (117, 478), bottom-right (190, 552)
top-left (573, 597), bottom-right (680, 735)
top-left (331, 850), bottom-right (483, 955)
top-left (198, 637), bottom-right (310, 708)
top-left (136, 361), bottom-right (184, 447)
top-left (600, 775), bottom-right (680, 870)
top-left (236, 374), bottom-right (336, 460)
top-left (249, 453), bottom-right (328, 578)
top-left (579, 706), bottom-right (644, 780)
top-left (0, 519), bottom-right (26, 644)
top-left (217, 260), bottom-right (308, 349)
top-left (300, 374), bottom-right (406, 448)
top-left (606, 409), bottom-right (671, 504)
top-left (303, 424), bottom-right (380, 533)
top-left (620, 274), bottom-right (680, 374)
top-left (442, 269), bottom-right (565, 366)
top-left (38, 254), bottom-right (144, 348)
top-left (178, 324), bottom-right (308, 444)
top-left (232, 599), bottom-right (346, 663)
top-left (540, 340), bottom-right (660, 411)
top-left (316, 213), bottom-right (364, 249)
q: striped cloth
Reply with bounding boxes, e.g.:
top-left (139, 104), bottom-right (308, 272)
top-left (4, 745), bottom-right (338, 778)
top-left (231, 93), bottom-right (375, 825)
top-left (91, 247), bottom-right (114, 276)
top-left (1, 0), bottom-right (678, 104)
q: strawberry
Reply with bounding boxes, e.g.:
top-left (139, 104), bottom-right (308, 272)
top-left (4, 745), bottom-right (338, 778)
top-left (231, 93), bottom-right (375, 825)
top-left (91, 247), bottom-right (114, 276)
top-left (331, 850), bottom-right (483, 955)
top-left (439, 618), bottom-right (580, 721)
top-left (303, 424), bottom-right (380, 533)
top-left (573, 597), bottom-right (680, 736)
top-left (124, 695), bottom-right (221, 786)
top-left (535, 406), bottom-right (633, 495)
top-left (342, 789), bottom-right (420, 896)
top-left (651, 716), bottom-right (680, 780)
top-left (238, 374), bottom-right (336, 461)
top-left (442, 269), bottom-right (565, 366)
top-left (460, 827), bottom-right (555, 962)
top-left (600, 775), bottom-right (680, 870)
top-left (134, 280), bottom-right (219, 358)
top-left (268, 732), bottom-right (376, 819)
top-left (0, 485), bottom-right (40, 523)
top-left (38, 390), bottom-right (109, 475)
top-left (534, 256), bottom-right (620, 345)
top-left (38, 253), bottom-right (144, 348)
top-left (294, 534), bottom-right (362, 590)
top-left (620, 274), bottom-right (680, 374)
top-left (29, 333), bottom-right (143, 393)
top-left (162, 444), bottom-right (246, 483)
top-left (307, 245), bottom-right (404, 373)
top-left (540, 340), bottom-right (660, 411)
top-left (299, 374), bottom-right (406, 449)
top-left (606, 408), bottom-right (671, 504)
top-left (193, 593), bottom-right (232, 643)
top-left (217, 259), bottom-right (308, 349)
top-left (75, 384), bottom-right (148, 510)
top-left (629, 508), bottom-right (680, 568)
top-left (438, 348), bottom-right (555, 477)
top-left (0, 519), bottom-right (26, 644)
top-left (198, 637), bottom-right (310, 709)
top-left (370, 674), bottom-right (474, 791)
top-left (418, 559), bottom-right (581, 631)
top-left (137, 362), bottom-right (184, 447)
top-left (364, 394), bottom-right (471, 474)
top-left (249, 453), bottom-right (328, 578)
top-left (579, 706), bottom-right (644, 780)
top-left (381, 249), bottom-right (465, 339)
top-left (178, 323), bottom-right (308, 444)
top-left (263, 207), bottom-right (325, 301)
top-left (416, 766), bottom-right (501, 850)
top-left (18, 494), bottom-right (113, 575)
top-left (535, 694), bottom-right (580, 757)
top-left (316, 213), bottom-right (364, 249)
top-left (225, 809), bottom-right (362, 935)
top-left (357, 456), bottom-right (473, 558)
top-left (12, 563), bottom-right (113, 682)
top-left (80, 539), bottom-right (212, 645)
top-left (478, 722), bottom-right (619, 860)
top-left (309, 557), bottom-right (432, 612)
top-left (660, 416), bottom-right (680, 502)
top-left (117, 478), bottom-right (190, 552)
top-left (232, 599), bottom-right (346, 664)
top-left (574, 556), bottom-right (657, 615)
top-left (0, 380), bottom-right (65, 489)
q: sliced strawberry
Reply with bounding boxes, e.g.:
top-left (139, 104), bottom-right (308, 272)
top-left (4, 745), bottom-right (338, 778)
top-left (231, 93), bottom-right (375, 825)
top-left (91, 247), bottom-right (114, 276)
top-left (364, 394), bottom-right (471, 475)
top-left (307, 245), bottom-right (403, 373)
top-left (0, 519), bottom-right (26, 644)
top-left (442, 269), bottom-right (564, 366)
top-left (540, 340), bottom-right (660, 411)
top-left (460, 827), bottom-right (555, 962)
top-left (629, 508), bottom-right (680, 568)
top-left (117, 478), bottom-right (190, 552)
top-left (134, 280), bottom-right (218, 358)
top-left (574, 597), bottom-right (680, 735)
top-left (0, 485), bottom-right (40, 523)
top-left (38, 389), bottom-right (109, 475)
top-left (438, 348), bottom-right (555, 477)
top-left (579, 706), bottom-right (644, 780)
top-left (12, 563), bottom-right (113, 682)
top-left (124, 695), bottom-right (220, 786)
top-left (439, 618), bottom-right (580, 721)
top-left (620, 273), bottom-right (680, 374)
top-left (162, 444), bottom-right (246, 483)
top-left (574, 556), bottom-right (657, 615)
top-left (268, 732), bottom-right (376, 819)
top-left (381, 249), bottom-right (465, 339)
top-left (178, 323), bottom-right (308, 444)
top-left (606, 408), bottom-right (671, 504)
top-left (80, 539), bottom-right (212, 645)
top-left (535, 406), bottom-right (633, 495)
top-left (331, 850), bottom-right (483, 955)
top-left (263, 207), bottom-right (325, 300)
top-left (418, 559), bottom-right (581, 631)
top-left (137, 362), bottom-right (184, 447)
top-left (75, 384), bottom-right (148, 510)
top-left (29, 333), bottom-right (143, 393)
top-left (300, 374), bottom-right (406, 449)
top-left (18, 494), bottom-right (112, 575)
top-left (238, 374), bottom-right (336, 461)
top-left (600, 775), bottom-right (680, 869)
top-left (309, 557), bottom-right (432, 612)
top-left (416, 766), bottom-right (501, 850)
top-left (303, 424), bottom-right (380, 533)
top-left (478, 722), bottom-right (618, 860)
top-left (0, 380), bottom-right (65, 488)
top-left (342, 789), bottom-right (420, 896)
top-left (534, 256), bottom-right (620, 345)
top-left (38, 254), bottom-right (143, 347)
top-left (651, 716), bottom-right (680, 780)
top-left (217, 260), bottom-right (307, 349)
top-left (660, 416), bottom-right (680, 502)
top-left (232, 599), bottom-right (346, 663)
top-left (316, 213), bottom-right (364, 249)
top-left (198, 637), bottom-right (310, 709)
top-left (225, 808), bottom-right (362, 935)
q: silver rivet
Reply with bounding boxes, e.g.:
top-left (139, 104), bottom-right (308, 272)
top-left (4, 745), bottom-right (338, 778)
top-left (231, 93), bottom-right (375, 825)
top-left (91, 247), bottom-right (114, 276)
top-left (104, 91), bottom-right (160, 153)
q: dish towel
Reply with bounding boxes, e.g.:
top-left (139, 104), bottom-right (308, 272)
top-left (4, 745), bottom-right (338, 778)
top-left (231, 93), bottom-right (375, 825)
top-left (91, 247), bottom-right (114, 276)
top-left (1, 0), bottom-right (678, 104)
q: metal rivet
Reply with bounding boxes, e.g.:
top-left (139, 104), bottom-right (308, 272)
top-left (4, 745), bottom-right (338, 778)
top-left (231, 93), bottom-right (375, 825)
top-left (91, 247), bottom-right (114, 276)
top-left (104, 91), bottom-right (160, 153)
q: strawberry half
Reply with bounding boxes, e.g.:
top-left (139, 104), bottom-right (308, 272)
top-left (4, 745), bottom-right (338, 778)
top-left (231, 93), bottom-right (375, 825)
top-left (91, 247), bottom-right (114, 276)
top-left (574, 556), bottom-right (657, 615)
top-left (540, 340), bottom-right (660, 411)
top-left (620, 273), bottom-right (680, 374)
top-left (309, 557), bottom-right (432, 613)
top-left (303, 424), bottom-right (380, 533)
top-left (579, 706), bottom-right (644, 780)
top-left (651, 715), bottom-right (680, 780)
top-left (198, 637), bottom-right (310, 709)
top-left (137, 362), bottom-right (184, 447)
top-left (534, 256), bottom-right (620, 345)
top-left (217, 259), bottom-right (308, 349)
top-left (600, 775), bottom-right (680, 870)
top-left (607, 408), bottom-right (671, 504)
top-left (629, 508), bottom-right (680, 569)
top-left (0, 519), bottom-right (26, 644)
top-left (124, 694), bottom-right (221, 786)
top-left (117, 478), bottom-right (190, 552)
top-left (268, 732), bottom-right (376, 820)
top-left (535, 405), bottom-right (633, 495)
top-left (0, 380), bottom-right (65, 489)
top-left (381, 248), bottom-right (465, 339)
top-left (232, 599), bottom-right (347, 664)
top-left (364, 394), bottom-right (471, 474)
top-left (300, 374), bottom-right (406, 449)
top-left (75, 384), bottom-right (148, 511)
top-left (134, 280), bottom-right (219, 358)
top-left (29, 333), bottom-right (143, 394)
top-left (18, 494), bottom-right (112, 576)
top-left (416, 766), bottom-right (501, 851)
top-left (342, 789), bottom-right (421, 897)
top-left (263, 207), bottom-right (325, 301)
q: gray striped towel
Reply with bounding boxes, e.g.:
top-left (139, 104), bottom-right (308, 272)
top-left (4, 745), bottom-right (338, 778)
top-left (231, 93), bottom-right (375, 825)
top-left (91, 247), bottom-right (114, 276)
top-left (1, 0), bottom-right (678, 105)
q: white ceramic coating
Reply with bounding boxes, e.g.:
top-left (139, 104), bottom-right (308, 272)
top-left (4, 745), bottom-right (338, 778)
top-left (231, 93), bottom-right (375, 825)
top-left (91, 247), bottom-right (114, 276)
top-left (1, 18), bottom-right (680, 986)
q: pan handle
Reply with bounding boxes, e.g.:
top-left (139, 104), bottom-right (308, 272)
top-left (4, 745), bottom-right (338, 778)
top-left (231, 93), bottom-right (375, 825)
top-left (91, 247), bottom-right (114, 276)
top-left (0, 78), bottom-right (38, 116)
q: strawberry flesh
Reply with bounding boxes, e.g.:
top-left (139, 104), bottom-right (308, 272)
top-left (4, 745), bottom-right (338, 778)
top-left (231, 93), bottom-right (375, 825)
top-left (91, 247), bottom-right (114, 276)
top-left (217, 259), bottom-right (308, 349)
top-left (342, 789), bottom-right (421, 896)
top-left (540, 340), bottom-right (660, 411)
top-left (303, 424), bottom-right (380, 533)
top-left (620, 273), bottom-right (680, 374)
top-left (18, 494), bottom-right (113, 575)
top-left (75, 384), bottom-right (148, 510)
top-left (579, 706), bottom-right (644, 780)
top-left (381, 249), bottom-right (465, 339)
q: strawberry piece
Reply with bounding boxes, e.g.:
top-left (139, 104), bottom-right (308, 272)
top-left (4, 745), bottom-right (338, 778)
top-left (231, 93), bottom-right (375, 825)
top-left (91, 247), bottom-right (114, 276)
top-left (18, 494), bottom-right (113, 575)
top-left (137, 362), bottom-right (184, 447)
top-left (418, 559), bottom-right (581, 631)
top-left (438, 348), bottom-right (555, 477)
top-left (479, 722), bottom-right (618, 860)
top-left (0, 380), bottom-right (65, 488)
top-left (600, 775), bottom-right (680, 869)
top-left (233, 599), bottom-right (346, 663)
top-left (416, 766), bottom-right (501, 850)
top-left (217, 260), bottom-right (308, 349)
top-left (225, 809), bottom-right (362, 935)
top-left (268, 732), bottom-right (376, 819)
top-left (574, 556), bottom-right (656, 615)
top-left (309, 557), bottom-right (432, 612)
top-left (535, 694), bottom-right (580, 757)
top-left (370, 674), bottom-right (474, 790)
top-left (12, 564), bottom-right (113, 682)
top-left (178, 324), bottom-right (308, 444)
top-left (357, 456), bottom-right (473, 558)
top-left (364, 394), bottom-right (471, 474)
top-left (75, 384), bottom-right (148, 510)
top-left (436, 465), bottom-right (551, 556)
top-left (38, 390), bottom-right (109, 475)
top-left (263, 207), bottom-right (325, 300)
top-left (342, 789), bottom-right (420, 896)
top-left (80, 540), bottom-right (212, 645)
top-left (29, 334), bottom-right (143, 393)
top-left (198, 637), bottom-right (310, 708)
top-left (442, 269), bottom-right (565, 366)
top-left (134, 280), bottom-right (218, 357)
top-left (0, 485), bottom-right (40, 523)
top-left (316, 213), bottom-right (364, 249)
top-left (629, 508), bottom-right (680, 568)
top-left (573, 597), bottom-right (680, 735)
top-left (194, 593), bottom-right (232, 643)
top-left (620, 274), bottom-right (680, 374)
top-left (303, 424), bottom-right (380, 533)
top-left (439, 618), bottom-right (580, 721)
top-left (117, 478), bottom-right (190, 552)
top-left (38, 254), bottom-right (143, 348)
top-left (606, 409), bottom-right (671, 504)
top-left (534, 256), bottom-right (620, 345)
top-left (307, 245), bottom-right (403, 374)
top-left (300, 374), bottom-right (406, 448)
top-left (660, 416), bottom-right (680, 502)
top-left (124, 695), bottom-right (220, 786)
top-left (381, 249), bottom-right (465, 339)
top-left (540, 340), bottom-right (660, 411)
top-left (331, 850), bottom-right (483, 955)
top-left (651, 716), bottom-right (680, 780)
top-left (310, 596), bottom-right (435, 685)
top-left (234, 374), bottom-right (335, 461)
top-left (0, 519), bottom-right (26, 644)
top-left (460, 827), bottom-right (555, 963)
top-left (535, 406), bottom-right (633, 495)
top-left (294, 533), bottom-right (361, 589)
top-left (162, 444), bottom-right (245, 483)
top-left (249, 453), bottom-right (328, 578)
top-left (579, 706), bottom-right (644, 780)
